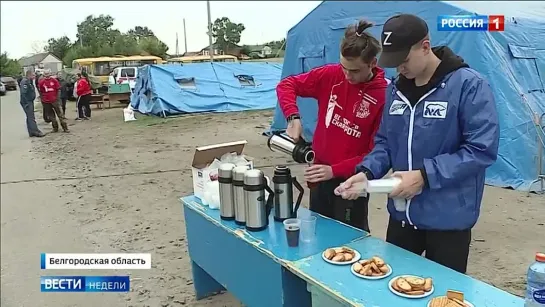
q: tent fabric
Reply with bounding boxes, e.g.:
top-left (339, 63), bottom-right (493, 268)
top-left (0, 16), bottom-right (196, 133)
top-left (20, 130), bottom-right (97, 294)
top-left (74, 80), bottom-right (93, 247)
top-left (269, 1), bottom-right (545, 192)
top-left (130, 62), bottom-right (282, 116)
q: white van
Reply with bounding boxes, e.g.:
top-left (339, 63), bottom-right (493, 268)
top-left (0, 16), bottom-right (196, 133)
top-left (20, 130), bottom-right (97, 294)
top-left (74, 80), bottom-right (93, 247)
top-left (108, 67), bottom-right (138, 91)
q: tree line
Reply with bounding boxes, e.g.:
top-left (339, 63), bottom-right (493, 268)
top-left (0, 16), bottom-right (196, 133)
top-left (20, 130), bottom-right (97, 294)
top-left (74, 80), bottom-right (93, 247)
top-left (0, 15), bottom-right (285, 77)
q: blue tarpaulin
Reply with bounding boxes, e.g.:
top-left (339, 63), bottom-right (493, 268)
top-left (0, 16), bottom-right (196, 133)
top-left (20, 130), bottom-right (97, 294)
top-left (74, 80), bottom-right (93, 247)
top-left (130, 62), bottom-right (283, 116)
top-left (269, 1), bottom-right (545, 191)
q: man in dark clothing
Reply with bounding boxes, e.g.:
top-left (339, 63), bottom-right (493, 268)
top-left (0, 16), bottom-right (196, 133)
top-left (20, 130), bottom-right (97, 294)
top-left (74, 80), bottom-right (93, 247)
top-left (336, 14), bottom-right (499, 274)
top-left (56, 72), bottom-right (68, 115)
top-left (19, 70), bottom-right (44, 137)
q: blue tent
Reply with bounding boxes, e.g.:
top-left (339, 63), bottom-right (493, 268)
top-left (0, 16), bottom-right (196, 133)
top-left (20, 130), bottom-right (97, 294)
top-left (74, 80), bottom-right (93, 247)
top-left (269, 1), bottom-right (545, 191)
top-left (131, 62), bottom-right (283, 116)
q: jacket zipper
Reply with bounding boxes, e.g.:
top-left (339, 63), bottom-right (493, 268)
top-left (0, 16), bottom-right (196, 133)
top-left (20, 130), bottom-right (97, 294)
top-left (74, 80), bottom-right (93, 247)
top-left (395, 87), bottom-right (438, 229)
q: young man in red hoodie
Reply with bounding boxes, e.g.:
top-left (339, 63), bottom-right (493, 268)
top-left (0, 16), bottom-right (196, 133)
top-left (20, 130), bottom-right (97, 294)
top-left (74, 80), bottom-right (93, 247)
top-left (276, 20), bottom-right (388, 231)
top-left (38, 71), bottom-right (69, 133)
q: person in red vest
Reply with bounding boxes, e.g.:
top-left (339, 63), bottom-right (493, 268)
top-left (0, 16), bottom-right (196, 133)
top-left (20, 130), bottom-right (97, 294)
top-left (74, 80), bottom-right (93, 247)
top-left (38, 70), bottom-right (69, 133)
top-left (76, 72), bottom-right (93, 120)
top-left (276, 20), bottom-right (388, 232)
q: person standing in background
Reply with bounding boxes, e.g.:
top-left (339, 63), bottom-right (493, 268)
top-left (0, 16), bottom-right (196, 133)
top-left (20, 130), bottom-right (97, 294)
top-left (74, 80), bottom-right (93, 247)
top-left (56, 72), bottom-right (68, 115)
top-left (19, 70), bottom-right (44, 137)
top-left (38, 71), bottom-right (69, 133)
top-left (76, 72), bottom-right (93, 120)
top-left (276, 20), bottom-right (388, 232)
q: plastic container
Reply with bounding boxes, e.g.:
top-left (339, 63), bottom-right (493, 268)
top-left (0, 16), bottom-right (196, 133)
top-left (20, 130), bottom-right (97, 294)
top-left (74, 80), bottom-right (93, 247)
top-left (300, 215), bottom-right (317, 243)
top-left (283, 218), bottom-right (301, 247)
top-left (525, 252), bottom-right (545, 306)
top-left (366, 177), bottom-right (402, 193)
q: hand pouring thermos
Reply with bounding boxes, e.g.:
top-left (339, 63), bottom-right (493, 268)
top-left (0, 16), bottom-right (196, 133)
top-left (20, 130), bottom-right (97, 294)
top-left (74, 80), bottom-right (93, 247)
top-left (232, 165), bottom-right (249, 225)
top-left (243, 169), bottom-right (274, 231)
top-left (218, 163), bottom-right (236, 220)
top-left (272, 165), bottom-right (304, 221)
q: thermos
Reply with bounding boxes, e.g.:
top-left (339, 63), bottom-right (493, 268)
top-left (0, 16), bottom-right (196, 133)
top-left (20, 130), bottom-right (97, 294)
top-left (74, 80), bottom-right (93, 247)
top-left (218, 163), bottom-right (236, 220)
top-left (272, 165), bottom-right (304, 221)
top-left (243, 169), bottom-right (274, 231)
top-left (232, 166), bottom-right (249, 225)
top-left (267, 133), bottom-right (315, 164)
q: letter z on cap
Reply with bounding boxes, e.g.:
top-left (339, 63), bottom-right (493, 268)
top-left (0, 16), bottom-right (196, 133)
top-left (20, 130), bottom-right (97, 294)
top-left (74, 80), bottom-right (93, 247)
top-left (379, 14), bottom-right (429, 68)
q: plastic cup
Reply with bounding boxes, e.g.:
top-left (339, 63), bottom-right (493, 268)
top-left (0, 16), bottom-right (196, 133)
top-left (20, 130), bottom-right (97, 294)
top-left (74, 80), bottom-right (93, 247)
top-left (300, 215), bottom-right (317, 242)
top-left (283, 218), bottom-right (301, 247)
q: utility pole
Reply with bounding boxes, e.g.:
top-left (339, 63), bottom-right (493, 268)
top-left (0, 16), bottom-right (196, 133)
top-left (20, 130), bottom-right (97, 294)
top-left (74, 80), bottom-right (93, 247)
top-left (206, 0), bottom-right (214, 62)
top-left (183, 18), bottom-right (188, 54)
top-left (175, 32), bottom-right (179, 56)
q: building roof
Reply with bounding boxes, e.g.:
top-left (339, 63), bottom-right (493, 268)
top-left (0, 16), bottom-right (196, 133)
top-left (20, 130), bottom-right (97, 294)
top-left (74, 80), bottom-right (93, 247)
top-left (200, 42), bottom-right (241, 51)
top-left (18, 53), bottom-right (61, 67)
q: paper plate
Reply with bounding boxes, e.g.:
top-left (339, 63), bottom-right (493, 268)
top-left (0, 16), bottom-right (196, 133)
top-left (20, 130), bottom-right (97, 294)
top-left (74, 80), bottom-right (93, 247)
top-left (427, 297), bottom-right (474, 307)
top-left (351, 263), bottom-right (393, 280)
top-left (388, 275), bottom-right (435, 299)
top-left (321, 248), bottom-right (361, 265)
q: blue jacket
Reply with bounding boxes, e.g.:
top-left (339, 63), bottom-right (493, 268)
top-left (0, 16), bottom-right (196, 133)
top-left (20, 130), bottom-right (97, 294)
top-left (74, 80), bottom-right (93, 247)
top-left (356, 68), bottom-right (500, 230)
top-left (19, 78), bottom-right (36, 105)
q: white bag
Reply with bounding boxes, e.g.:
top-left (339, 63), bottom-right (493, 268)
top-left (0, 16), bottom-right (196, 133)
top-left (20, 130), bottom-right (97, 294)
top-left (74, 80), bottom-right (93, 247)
top-left (123, 106), bottom-right (136, 122)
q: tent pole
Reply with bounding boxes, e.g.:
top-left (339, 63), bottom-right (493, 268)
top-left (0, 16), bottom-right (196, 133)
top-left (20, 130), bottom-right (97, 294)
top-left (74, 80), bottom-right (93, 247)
top-left (207, 0), bottom-right (214, 62)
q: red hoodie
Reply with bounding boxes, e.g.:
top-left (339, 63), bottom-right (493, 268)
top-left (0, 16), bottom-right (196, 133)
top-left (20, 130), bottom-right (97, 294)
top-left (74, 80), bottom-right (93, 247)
top-left (38, 77), bottom-right (60, 103)
top-left (276, 64), bottom-right (387, 179)
top-left (76, 78), bottom-right (92, 97)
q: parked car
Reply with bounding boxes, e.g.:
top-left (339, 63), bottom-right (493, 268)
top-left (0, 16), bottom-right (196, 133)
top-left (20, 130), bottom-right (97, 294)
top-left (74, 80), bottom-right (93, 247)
top-left (0, 82), bottom-right (6, 96)
top-left (0, 77), bottom-right (17, 91)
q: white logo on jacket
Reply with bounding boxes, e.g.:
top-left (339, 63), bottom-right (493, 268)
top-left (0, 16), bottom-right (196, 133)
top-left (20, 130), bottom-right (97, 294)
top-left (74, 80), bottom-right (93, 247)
top-left (423, 101), bottom-right (448, 119)
top-left (389, 100), bottom-right (407, 115)
top-left (324, 82), bottom-right (361, 138)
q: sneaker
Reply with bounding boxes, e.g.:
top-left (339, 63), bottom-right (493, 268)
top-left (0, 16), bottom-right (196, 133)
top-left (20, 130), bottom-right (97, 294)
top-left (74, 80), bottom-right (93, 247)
top-left (31, 132), bottom-right (45, 138)
top-left (75, 118), bottom-right (82, 121)
top-left (63, 129), bottom-right (70, 133)
top-left (83, 117), bottom-right (90, 120)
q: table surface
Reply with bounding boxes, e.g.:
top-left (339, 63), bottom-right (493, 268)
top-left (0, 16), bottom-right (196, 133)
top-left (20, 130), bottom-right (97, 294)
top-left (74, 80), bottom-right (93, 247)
top-left (181, 195), bottom-right (366, 262)
top-left (285, 236), bottom-right (524, 307)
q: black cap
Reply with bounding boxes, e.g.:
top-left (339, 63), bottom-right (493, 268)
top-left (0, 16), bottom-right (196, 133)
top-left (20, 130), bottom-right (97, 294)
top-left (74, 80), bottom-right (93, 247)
top-left (378, 14), bottom-right (429, 68)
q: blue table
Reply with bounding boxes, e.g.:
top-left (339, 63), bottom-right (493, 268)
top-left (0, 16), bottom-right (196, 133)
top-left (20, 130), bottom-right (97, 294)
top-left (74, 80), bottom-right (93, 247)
top-left (285, 236), bottom-right (525, 307)
top-left (180, 195), bottom-right (366, 307)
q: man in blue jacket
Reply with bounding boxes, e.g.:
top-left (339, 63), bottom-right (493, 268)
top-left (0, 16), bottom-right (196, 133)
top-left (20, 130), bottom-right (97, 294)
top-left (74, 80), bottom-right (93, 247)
top-left (335, 14), bottom-right (500, 273)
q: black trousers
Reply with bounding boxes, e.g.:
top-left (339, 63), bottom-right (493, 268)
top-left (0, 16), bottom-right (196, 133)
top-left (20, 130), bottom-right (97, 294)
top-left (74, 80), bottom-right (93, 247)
top-left (77, 94), bottom-right (91, 118)
top-left (386, 216), bottom-right (472, 273)
top-left (309, 178), bottom-right (370, 232)
top-left (61, 98), bottom-right (67, 115)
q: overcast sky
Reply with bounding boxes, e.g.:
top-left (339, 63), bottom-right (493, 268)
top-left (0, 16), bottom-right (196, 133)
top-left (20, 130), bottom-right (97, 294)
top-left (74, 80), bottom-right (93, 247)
top-left (1, 1), bottom-right (543, 59)
top-left (0, 1), bottom-right (321, 59)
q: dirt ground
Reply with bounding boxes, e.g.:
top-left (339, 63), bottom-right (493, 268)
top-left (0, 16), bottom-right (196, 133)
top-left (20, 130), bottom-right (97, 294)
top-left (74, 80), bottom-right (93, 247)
top-left (3, 95), bottom-right (544, 306)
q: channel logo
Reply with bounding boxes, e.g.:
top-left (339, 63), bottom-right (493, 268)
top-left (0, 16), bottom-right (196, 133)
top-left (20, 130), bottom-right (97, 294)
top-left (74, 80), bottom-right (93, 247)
top-left (437, 15), bottom-right (505, 32)
top-left (40, 276), bottom-right (130, 292)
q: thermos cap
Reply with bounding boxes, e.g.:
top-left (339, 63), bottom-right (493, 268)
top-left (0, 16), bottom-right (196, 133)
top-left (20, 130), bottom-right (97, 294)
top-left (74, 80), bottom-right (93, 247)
top-left (244, 169), bottom-right (266, 186)
top-left (232, 165), bottom-right (249, 181)
top-left (274, 165), bottom-right (291, 176)
top-left (218, 163), bottom-right (236, 178)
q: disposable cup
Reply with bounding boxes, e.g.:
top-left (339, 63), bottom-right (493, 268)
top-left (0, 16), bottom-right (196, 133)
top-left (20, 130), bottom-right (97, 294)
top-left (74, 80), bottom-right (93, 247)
top-left (283, 218), bottom-right (301, 247)
top-left (299, 215), bottom-right (317, 242)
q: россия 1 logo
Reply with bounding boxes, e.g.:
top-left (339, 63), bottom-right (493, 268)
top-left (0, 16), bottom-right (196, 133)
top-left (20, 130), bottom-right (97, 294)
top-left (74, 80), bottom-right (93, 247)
top-left (437, 15), bottom-right (505, 31)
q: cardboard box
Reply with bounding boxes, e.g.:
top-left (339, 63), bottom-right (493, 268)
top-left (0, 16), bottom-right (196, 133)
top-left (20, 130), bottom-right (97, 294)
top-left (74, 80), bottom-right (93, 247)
top-left (191, 140), bottom-right (253, 200)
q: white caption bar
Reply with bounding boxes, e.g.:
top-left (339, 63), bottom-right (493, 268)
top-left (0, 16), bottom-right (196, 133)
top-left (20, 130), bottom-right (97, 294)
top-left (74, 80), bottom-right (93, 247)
top-left (41, 253), bottom-right (151, 270)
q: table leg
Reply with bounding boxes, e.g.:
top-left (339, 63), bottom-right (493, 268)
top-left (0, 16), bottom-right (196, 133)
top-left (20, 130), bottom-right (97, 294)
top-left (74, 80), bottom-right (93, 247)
top-left (191, 260), bottom-right (225, 300)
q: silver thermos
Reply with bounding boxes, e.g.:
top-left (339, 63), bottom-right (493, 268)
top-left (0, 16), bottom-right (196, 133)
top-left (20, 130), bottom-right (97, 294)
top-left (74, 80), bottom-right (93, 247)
top-left (272, 165), bottom-right (304, 221)
top-left (232, 166), bottom-right (249, 225)
top-left (267, 133), bottom-right (315, 164)
top-left (218, 163), bottom-right (236, 220)
top-left (243, 169), bottom-right (274, 231)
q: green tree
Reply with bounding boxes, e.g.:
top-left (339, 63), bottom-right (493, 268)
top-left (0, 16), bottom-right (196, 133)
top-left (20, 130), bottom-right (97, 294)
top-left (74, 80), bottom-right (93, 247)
top-left (0, 52), bottom-right (22, 76)
top-left (45, 36), bottom-right (72, 62)
top-left (128, 26), bottom-right (155, 42)
top-left (138, 37), bottom-right (169, 59)
top-left (75, 14), bottom-right (118, 51)
top-left (211, 17), bottom-right (245, 52)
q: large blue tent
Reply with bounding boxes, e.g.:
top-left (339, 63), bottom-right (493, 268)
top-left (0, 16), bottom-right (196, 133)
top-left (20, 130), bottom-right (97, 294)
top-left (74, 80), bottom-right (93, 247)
top-left (269, 1), bottom-right (545, 191)
top-left (131, 62), bottom-right (282, 116)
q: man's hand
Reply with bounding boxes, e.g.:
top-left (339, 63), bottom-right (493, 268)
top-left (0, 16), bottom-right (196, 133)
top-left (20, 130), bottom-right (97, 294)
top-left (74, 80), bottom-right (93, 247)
top-left (305, 164), bottom-right (333, 183)
top-left (334, 172), bottom-right (368, 200)
top-left (389, 170), bottom-right (424, 199)
top-left (286, 118), bottom-right (303, 142)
